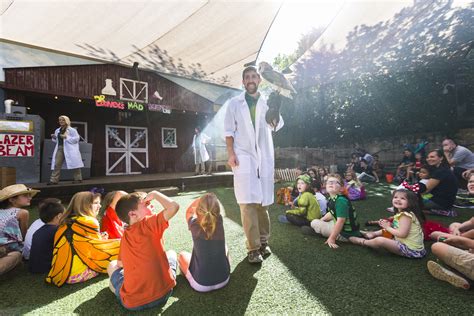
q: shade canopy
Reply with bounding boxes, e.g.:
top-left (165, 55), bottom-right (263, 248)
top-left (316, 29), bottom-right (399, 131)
top-left (1, 0), bottom-right (282, 88)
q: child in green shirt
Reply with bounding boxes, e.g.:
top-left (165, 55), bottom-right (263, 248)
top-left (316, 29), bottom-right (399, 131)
top-left (278, 174), bottom-right (321, 227)
top-left (306, 174), bottom-right (361, 249)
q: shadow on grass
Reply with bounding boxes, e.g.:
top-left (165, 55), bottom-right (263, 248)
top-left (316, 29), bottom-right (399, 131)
top-left (0, 265), bottom-right (106, 314)
top-left (163, 258), bottom-right (260, 315)
top-left (73, 287), bottom-right (127, 314)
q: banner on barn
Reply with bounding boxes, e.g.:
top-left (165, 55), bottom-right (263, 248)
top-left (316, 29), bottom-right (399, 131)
top-left (0, 134), bottom-right (35, 157)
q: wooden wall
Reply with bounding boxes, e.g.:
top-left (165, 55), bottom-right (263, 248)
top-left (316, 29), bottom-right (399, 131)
top-left (3, 64), bottom-right (214, 113)
top-left (10, 92), bottom-right (209, 176)
top-left (2, 64), bottom-right (221, 176)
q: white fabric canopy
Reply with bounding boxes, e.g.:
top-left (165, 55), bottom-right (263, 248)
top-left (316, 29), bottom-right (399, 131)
top-left (0, 0), bottom-right (282, 88)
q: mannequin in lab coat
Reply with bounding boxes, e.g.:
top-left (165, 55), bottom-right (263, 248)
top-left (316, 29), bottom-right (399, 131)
top-left (192, 127), bottom-right (211, 175)
top-left (48, 115), bottom-right (84, 185)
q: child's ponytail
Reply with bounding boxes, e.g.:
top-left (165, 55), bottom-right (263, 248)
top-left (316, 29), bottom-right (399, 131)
top-left (197, 193), bottom-right (221, 240)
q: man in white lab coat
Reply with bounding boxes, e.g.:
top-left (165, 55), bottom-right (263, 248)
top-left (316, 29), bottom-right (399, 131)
top-left (224, 66), bottom-right (284, 263)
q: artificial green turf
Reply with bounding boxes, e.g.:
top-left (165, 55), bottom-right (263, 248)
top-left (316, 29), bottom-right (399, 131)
top-left (0, 183), bottom-right (473, 315)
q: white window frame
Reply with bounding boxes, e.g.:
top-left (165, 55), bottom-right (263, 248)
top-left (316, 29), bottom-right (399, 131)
top-left (71, 121), bottom-right (88, 142)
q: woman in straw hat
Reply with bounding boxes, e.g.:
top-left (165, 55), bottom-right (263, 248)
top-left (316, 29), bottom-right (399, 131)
top-left (0, 184), bottom-right (39, 275)
top-left (48, 115), bottom-right (84, 185)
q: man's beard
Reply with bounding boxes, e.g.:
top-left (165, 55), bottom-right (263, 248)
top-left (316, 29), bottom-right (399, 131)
top-left (245, 83), bottom-right (258, 94)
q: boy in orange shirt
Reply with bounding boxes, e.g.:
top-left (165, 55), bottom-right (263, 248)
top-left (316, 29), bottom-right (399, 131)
top-left (107, 190), bottom-right (179, 311)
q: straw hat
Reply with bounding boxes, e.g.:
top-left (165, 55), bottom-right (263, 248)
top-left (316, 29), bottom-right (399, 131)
top-left (0, 184), bottom-right (40, 202)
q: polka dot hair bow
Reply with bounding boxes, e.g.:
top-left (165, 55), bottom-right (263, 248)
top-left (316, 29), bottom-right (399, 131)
top-left (401, 181), bottom-right (420, 193)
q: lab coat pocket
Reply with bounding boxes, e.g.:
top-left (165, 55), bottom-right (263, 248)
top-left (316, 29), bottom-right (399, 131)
top-left (232, 155), bottom-right (251, 175)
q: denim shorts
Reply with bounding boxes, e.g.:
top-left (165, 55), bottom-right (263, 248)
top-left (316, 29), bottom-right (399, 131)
top-left (111, 254), bottom-right (177, 311)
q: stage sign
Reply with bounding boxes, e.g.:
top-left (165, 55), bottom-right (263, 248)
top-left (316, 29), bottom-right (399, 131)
top-left (0, 134), bottom-right (34, 157)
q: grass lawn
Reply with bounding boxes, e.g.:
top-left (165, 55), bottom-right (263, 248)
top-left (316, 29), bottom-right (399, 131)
top-left (1, 182), bottom-right (473, 315)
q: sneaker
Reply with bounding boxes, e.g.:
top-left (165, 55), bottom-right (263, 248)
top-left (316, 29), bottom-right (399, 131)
top-left (427, 261), bottom-right (470, 290)
top-left (301, 225), bottom-right (317, 236)
top-left (278, 214), bottom-right (289, 224)
top-left (247, 250), bottom-right (263, 264)
top-left (259, 243), bottom-right (272, 257)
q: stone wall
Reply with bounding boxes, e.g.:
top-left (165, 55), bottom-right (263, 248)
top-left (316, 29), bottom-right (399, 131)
top-left (275, 128), bottom-right (474, 172)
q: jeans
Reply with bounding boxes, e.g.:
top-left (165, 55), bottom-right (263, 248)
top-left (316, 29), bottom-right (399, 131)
top-left (111, 253), bottom-right (177, 311)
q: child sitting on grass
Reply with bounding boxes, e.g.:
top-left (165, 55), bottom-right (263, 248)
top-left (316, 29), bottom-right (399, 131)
top-left (312, 180), bottom-right (327, 216)
top-left (178, 193), bottom-right (230, 292)
top-left (107, 191), bottom-right (179, 311)
top-left (278, 174), bottom-right (321, 227)
top-left (344, 170), bottom-right (366, 201)
top-left (46, 192), bottom-right (120, 287)
top-left (0, 184), bottom-right (38, 275)
top-left (101, 190), bottom-right (128, 239)
top-left (29, 199), bottom-right (64, 274)
top-left (303, 174), bottom-right (361, 248)
top-left (350, 189), bottom-right (426, 258)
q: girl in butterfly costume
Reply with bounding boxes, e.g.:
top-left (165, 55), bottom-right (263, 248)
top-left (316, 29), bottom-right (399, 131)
top-left (47, 192), bottom-right (120, 287)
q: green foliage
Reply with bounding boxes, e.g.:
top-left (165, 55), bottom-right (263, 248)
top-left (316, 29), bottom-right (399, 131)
top-left (271, 2), bottom-right (474, 147)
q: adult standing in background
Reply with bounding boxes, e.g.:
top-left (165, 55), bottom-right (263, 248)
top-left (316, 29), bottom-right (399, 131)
top-left (224, 66), bottom-right (284, 263)
top-left (192, 127), bottom-right (211, 175)
top-left (48, 115), bottom-right (83, 185)
top-left (442, 138), bottom-right (474, 189)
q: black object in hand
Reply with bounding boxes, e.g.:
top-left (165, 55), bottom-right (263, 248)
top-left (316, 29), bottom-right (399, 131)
top-left (266, 91), bottom-right (282, 128)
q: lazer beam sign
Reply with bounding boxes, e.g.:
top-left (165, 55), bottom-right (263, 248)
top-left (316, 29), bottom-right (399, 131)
top-left (0, 134), bottom-right (34, 157)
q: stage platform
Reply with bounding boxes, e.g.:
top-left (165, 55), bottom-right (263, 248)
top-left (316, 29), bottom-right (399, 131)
top-left (29, 172), bottom-right (234, 201)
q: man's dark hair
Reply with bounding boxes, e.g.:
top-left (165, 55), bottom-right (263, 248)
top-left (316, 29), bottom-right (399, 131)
top-left (39, 198), bottom-right (65, 223)
top-left (115, 192), bottom-right (143, 225)
top-left (242, 66), bottom-right (259, 79)
top-left (443, 138), bottom-right (457, 146)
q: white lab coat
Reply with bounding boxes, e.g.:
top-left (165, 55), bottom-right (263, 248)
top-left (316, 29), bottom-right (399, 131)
top-left (224, 92), bottom-right (284, 206)
top-left (51, 127), bottom-right (84, 170)
top-left (192, 133), bottom-right (210, 164)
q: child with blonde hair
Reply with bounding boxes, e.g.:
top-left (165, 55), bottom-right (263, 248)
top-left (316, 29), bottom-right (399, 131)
top-left (178, 193), bottom-right (230, 292)
top-left (46, 191), bottom-right (120, 286)
top-left (344, 170), bottom-right (366, 201)
top-left (101, 190), bottom-right (127, 239)
top-left (350, 189), bottom-right (426, 258)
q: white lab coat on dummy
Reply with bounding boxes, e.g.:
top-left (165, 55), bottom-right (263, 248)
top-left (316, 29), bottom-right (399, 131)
top-left (224, 92), bottom-right (284, 207)
top-left (51, 127), bottom-right (84, 170)
top-left (192, 133), bottom-right (210, 164)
